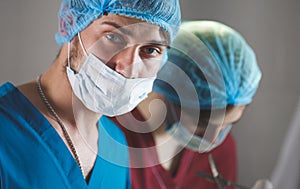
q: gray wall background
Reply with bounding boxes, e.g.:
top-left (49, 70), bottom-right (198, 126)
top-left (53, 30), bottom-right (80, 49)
top-left (0, 0), bottom-right (299, 187)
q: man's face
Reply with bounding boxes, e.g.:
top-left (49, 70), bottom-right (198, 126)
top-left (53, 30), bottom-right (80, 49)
top-left (161, 100), bottom-right (246, 144)
top-left (175, 105), bottom-right (246, 143)
top-left (72, 14), bottom-right (169, 79)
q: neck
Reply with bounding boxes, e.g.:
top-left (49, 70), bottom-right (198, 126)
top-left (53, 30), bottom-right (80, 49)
top-left (41, 60), bottom-right (76, 124)
top-left (18, 46), bottom-right (100, 180)
top-left (44, 58), bottom-right (102, 127)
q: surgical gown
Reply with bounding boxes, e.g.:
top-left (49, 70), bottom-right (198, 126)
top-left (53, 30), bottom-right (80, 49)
top-left (0, 82), bottom-right (130, 189)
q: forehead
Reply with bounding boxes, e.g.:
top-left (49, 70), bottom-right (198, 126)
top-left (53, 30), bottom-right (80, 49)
top-left (180, 105), bottom-right (246, 126)
top-left (92, 14), bottom-right (168, 44)
top-left (98, 14), bottom-right (148, 26)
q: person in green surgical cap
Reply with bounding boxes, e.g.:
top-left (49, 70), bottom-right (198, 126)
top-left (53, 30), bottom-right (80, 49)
top-left (113, 20), bottom-right (272, 189)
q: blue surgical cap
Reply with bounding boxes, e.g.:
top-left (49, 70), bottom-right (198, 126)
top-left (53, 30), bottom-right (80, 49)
top-left (154, 21), bottom-right (262, 109)
top-left (55, 0), bottom-right (181, 46)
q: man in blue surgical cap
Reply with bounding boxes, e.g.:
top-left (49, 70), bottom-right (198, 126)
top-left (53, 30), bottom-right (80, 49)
top-left (113, 21), bottom-right (271, 189)
top-left (0, 0), bottom-right (181, 188)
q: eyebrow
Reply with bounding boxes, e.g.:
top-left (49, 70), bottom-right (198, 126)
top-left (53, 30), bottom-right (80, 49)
top-left (101, 21), bottom-right (170, 48)
top-left (101, 21), bottom-right (133, 36)
top-left (144, 41), bottom-right (170, 48)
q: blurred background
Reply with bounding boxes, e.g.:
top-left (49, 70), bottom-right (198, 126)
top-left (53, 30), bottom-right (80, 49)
top-left (0, 0), bottom-right (299, 187)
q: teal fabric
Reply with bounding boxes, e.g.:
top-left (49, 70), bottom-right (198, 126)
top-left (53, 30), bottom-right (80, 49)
top-left (0, 82), bottom-right (130, 189)
top-left (55, 0), bottom-right (181, 46)
top-left (154, 21), bottom-right (262, 109)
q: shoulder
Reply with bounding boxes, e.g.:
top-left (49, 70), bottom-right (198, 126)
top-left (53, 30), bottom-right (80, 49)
top-left (0, 82), bottom-right (39, 134)
top-left (99, 116), bottom-right (129, 146)
top-left (0, 82), bottom-right (19, 119)
top-left (0, 83), bottom-right (24, 132)
top-left (0, 82), bottom-right (15, 98)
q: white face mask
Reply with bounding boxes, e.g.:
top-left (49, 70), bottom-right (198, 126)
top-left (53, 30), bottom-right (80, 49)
top-left (166, 122), bottom-right (232, 153)
top-left (66, 36), bottom-right (155, 116)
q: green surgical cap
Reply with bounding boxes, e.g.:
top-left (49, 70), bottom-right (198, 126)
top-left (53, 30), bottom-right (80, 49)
top-left (55, 0), bottom-right (181, 46)
top-left (153, 21), bottom-right (262, 109)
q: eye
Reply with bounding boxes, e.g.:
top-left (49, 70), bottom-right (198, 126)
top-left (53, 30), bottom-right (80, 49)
top-left (145, 48), bottom-right (158, 54)
top-left (140, 46), bottom-right (164, 58)
top-left (105, 32), bottom-right (125, 44)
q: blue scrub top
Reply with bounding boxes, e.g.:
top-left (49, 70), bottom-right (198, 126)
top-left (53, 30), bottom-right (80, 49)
top-left (0, 82), bottom-right (130, 189)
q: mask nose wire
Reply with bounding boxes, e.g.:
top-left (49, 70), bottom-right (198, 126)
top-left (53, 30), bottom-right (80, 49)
top-left (78, 32), bottom-right (88, 57)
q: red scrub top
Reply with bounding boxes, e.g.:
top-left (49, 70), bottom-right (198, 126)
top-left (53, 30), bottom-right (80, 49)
top-left (112, 108), bottom-right (237, 189)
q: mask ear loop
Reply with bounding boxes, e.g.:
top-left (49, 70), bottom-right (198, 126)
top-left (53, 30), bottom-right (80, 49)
top-left (67, 33), bottom-right (87, 71)
top-left (78, 32), bottom-right (88, 57)
top-left (67, 42), bottom-right (77, 74)
top-left (67, 42), bottom-right (71, 67)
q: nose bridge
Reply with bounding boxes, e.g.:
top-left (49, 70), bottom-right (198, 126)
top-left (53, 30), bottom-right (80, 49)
top-left (115, 45), bottom-right (141, 78)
